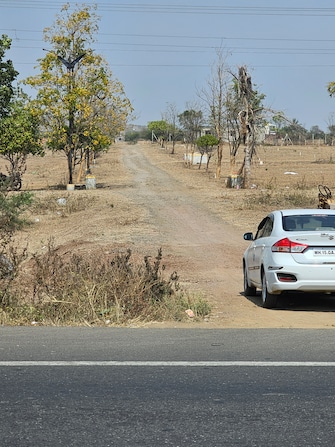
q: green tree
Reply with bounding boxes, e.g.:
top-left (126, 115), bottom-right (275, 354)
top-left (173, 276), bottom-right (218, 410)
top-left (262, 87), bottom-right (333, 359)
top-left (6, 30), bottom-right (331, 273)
top-left (25, 3), bottom-right (133, 184)
top-left (0, 91), bottom-right (43, 182)
top-left (281, 118), bottom-right (307, 145)
top-left (196, 134), bottom-right (218, 170)
top-left (308, 125), bottom-right (325, 141)
top-left (147, 120), bottom-right (169, 147)
top-left (272, 113), bottom-right (287, 138)
top-left (178, 108), bottom-right (204, 150)
top-left (0, 35), bottom-right (18, 118)
top-left (0, 36), bottom-right (42, 185)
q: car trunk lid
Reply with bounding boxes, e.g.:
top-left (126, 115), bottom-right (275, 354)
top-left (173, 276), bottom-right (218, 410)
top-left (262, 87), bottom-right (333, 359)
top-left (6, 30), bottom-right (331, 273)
top-left (289, 232), bottom-right (335, 264)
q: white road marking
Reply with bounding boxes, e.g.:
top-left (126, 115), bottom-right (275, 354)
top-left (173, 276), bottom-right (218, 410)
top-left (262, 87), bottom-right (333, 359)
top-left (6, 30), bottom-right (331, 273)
top-left (0, 361), bottom-right (335, 367)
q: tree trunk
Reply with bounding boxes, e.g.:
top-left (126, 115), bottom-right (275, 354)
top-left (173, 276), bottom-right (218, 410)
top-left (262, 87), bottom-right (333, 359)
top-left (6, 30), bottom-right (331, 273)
top-left (216, 142), bottom-right (223, 179)
top-left (86, 148), bottom-right (91, 174)
top-left (230, 154), bottom-right (236, 173)
top-left (67, 150), bottom-right (74, 185)
top-left (243, 143), bottom-right (251, 188)
top-left (198, 154), bottom-right (203, 169)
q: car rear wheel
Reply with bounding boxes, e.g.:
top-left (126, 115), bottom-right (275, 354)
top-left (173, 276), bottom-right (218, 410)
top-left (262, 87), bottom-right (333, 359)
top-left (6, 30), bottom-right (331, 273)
top-left (261, 272), bottom-right (278, 309)
top-left (243, 264), bottom-right (257, 296)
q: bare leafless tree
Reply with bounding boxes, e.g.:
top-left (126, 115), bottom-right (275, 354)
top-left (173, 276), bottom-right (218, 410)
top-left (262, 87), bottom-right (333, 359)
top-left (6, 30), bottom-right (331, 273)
top-left (233, 66), bottom-right (267, 188)
top-left (224, 82), bottom-right (243, 172)
top-left (237, 66), bottom-right (254, 187)
top-left (162, 102), bottom-right (180, 154)
top-left (198, 50), bottom-right (229, 179)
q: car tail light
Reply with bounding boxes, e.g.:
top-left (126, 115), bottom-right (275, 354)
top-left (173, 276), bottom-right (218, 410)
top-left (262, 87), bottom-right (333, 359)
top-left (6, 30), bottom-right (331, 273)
top-left (272, 238), bottom-right (308, 253)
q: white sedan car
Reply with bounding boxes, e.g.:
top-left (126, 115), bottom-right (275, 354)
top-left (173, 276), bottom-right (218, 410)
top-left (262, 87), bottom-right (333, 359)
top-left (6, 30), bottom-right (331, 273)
top-left (243, 209), bottom-right (335, 308)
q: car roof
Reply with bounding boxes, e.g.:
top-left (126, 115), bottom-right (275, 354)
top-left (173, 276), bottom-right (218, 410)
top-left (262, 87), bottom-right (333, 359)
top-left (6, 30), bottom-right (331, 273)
top-left (274, 209), bottom-right (335, 217)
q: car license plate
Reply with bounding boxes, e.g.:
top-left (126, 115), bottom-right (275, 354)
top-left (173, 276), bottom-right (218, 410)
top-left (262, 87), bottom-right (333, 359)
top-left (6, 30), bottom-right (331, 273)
top-left (314, 249), bottom-right (335, 255)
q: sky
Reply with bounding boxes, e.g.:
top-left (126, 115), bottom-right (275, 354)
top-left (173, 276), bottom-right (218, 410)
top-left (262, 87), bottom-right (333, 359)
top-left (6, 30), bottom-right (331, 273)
top-left (1, 0), bottom-right (335, 131)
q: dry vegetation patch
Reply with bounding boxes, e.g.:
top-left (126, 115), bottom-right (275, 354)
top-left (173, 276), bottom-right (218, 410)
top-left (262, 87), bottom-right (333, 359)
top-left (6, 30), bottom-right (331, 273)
top-left (2, 243), bottom-right (210, 326)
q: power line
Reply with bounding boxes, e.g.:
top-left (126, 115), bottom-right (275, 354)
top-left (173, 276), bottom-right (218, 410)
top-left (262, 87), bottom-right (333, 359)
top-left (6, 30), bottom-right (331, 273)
top-left (12, 61), bottom-right (335, 69)
top-left (9, 46), bottom-right (335, 58)
top-left (2, 2), bottom-right (335, 16)
top-left (4, 28), bottom-right (335, 53)
top-left (4, 28), bottom-right (335, 44)
top-left (8, 40), bottom-right (335, 56)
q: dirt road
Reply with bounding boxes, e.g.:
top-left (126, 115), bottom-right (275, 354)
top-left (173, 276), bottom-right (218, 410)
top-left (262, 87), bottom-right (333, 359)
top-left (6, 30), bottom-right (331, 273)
top-left (23, 142), bottom-right (335, 328)
top-left (115, 143), bottom-right (335, 328)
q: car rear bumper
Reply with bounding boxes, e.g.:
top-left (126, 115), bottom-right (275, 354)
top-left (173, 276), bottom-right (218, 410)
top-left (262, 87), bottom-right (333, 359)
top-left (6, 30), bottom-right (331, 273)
top-left (265, 266), bottom-right (335, 294)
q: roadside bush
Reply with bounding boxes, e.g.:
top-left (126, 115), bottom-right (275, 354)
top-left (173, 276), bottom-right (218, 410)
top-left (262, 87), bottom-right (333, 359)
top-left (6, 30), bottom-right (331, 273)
top-left (0, 189), bottom-right (33, 306)
top-left (125, 131), bottom-right (139, 144)
top-left (1, 243), bottom-right (211, 325)
top-left (0, 190), bottom-right (34, 236)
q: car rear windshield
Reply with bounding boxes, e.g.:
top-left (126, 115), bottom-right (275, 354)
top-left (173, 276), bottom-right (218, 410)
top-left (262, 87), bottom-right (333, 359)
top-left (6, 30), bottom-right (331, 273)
top-left (283, 214), bottom-right (335, 231)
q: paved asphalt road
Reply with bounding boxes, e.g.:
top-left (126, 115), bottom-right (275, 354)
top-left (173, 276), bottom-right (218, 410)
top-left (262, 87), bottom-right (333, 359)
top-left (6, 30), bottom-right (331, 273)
top-left (1, 328), bottom-right (335, 446)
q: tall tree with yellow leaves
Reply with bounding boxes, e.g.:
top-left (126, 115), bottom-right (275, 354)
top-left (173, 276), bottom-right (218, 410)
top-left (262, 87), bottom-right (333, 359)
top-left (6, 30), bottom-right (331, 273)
top-left (25, 3), bottom-right (133, 184)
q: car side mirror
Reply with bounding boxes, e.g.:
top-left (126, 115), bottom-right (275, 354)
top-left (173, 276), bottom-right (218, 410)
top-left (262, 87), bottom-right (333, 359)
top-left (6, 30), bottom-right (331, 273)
top-left (243, 232), bottom-right (254, 241)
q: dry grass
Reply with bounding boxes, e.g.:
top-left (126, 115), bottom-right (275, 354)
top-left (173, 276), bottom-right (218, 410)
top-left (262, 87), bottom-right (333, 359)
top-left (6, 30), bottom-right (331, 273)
top-left (30, 192), bottom-right (97, 216)
top-left (1, 241), bottom-right (211, 326)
